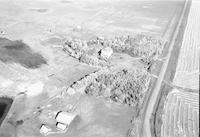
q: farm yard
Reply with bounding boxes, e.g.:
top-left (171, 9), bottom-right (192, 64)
top-left (62, 34), bottom-right (165, 68)
top-left (161, 89), bottom-right (199, 137)
top-left (173, 0), bottom-right (200, 90)
top-left (0, 0), bottom-right (198, 137)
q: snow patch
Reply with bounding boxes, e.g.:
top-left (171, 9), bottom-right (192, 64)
top-left (26, 81), bottom-right (44, 96)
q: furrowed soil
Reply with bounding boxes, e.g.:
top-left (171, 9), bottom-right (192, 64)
top-left (152, 0), bottom-right (192, 136)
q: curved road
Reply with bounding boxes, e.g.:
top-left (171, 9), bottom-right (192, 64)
top-left (142, 0), bottom-right (189, 137)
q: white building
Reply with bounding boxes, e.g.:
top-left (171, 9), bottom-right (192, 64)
top-left (55, 111), bottom-right (77, 125)
top-left (40, 124), bottom-right (51, 136)
top-left (100, 47), bottom-right (113, 59)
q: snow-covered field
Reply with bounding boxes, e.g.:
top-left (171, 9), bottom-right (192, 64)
top-left (0, 0), bottom-right (187, 137)
top-left (173, 0), bottom-right (200, 90)
top-left (161, 89), bottom-right (199, 137)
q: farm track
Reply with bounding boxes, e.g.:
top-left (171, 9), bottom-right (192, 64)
top-left (173, 0), bottom-right (200, 90)
top-left (161, 89), bottom-right (199, 137)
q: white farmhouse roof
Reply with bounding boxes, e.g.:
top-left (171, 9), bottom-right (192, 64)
top-left (100, 47), bottom-right (113, 59)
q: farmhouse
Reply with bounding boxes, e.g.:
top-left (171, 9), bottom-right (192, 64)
top-left (100, 47), bottom-right (113, 59)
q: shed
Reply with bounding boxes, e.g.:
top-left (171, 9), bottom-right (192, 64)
top-left (56, 122), bottom-right (67, 131)
top-left (55, 111), bottom-right (76, 125)
top-left (40, 124), bottom-right (51, 136)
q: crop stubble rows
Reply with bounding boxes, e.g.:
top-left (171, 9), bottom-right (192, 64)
top-left (173, 1), bottom-right (200, 90)
top-left (161, 89), bottom-right (199, 137)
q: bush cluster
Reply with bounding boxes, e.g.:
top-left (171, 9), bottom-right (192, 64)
top-left (63, 35), bottom-right (164, 68)
top-left (104, 34), bottom-right (164, 59)
top-left (84, 68), bottom-right (150, 107)
top-left (64, 35), bottom-right (164, 58)
top-left (63, 38), bottom-right (109, 67)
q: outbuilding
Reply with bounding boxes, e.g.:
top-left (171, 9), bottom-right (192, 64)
top-left (55, 111), bottom-right (76, 125)
top-left (56, 122), bottom-right (67, 131)
top-left (40, 124), bottom-right (51, 136)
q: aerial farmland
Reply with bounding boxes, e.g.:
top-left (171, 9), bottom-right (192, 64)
top-left (173, 0), bottom-right (200, 90)
top-left (161, 89), bottom-right (199, 137)
top-left (0, 0), bottom-right (199, 137)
